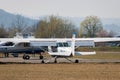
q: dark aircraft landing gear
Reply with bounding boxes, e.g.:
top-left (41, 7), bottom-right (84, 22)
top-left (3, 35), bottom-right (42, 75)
top-left (39, 53), bottom-right (44, 60)
top-left (54, 56), bottom-right (58, 63)
top-left (4, 53), bottom-right (9, 58)
top-left (23, 54), bottom-right (30, 60)
top-left (41, 60), bottom-right (45, 63)
top-left (39, 52), bottom-right (44, 63)
top-left (54, 59), bottom-right (57, 63)
top-left (39, 55), bottom-right (44, 59)
top-left (64, 57), bottom-right (79, 63)
top-left (75, 59), bottom-right (79, 63)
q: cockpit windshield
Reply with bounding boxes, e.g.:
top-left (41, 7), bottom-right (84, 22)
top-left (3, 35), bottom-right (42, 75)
top-left (57, 42), bottom-right (69, 47)
top-left (1, 42), bottom-right (15, 46)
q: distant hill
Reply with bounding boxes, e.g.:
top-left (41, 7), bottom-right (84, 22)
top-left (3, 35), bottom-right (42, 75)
top-left (0, 9), bottom-right (120, 35)
top-left (0, 9), bottom-right (38, 27)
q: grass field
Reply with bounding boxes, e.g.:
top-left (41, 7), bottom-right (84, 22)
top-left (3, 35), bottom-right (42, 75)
top-left (0, 64), bottom-right (120, 80)
top-left (0, 47), bottom-right (120, 80)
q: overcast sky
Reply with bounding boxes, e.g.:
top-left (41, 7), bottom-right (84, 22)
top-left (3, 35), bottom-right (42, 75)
top-left (0, 0), bottom-right (120, 18)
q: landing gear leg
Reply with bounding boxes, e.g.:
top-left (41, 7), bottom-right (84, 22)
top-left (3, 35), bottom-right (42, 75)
top-left (54, 56), bottom-right (57, 63)
top-left (4, 53), bottom-right (9, 58)
top-left (39, 53), bottom-right (44, 60)
top-left (32, 52), bottom-right (35, 57)
top-left (39, 52), bottom-right (45, 63)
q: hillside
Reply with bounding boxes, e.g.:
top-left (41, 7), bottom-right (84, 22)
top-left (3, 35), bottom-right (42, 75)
top-left (0, 9), bottom-right (38, 27)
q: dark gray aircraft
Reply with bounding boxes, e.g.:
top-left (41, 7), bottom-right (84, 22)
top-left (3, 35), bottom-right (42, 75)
top-left (0, 41), bottom-right (44, 60)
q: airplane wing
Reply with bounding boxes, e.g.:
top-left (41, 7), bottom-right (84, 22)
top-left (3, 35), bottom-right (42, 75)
top-left (75, 40), bottom-right (94, 47)
top-left (75, 37), bottom-right (120, 42)
top-left (30, 40), bottom-right (57, 46)
top-left (1, 37), bottom-right (120, 47)
top-left (64, 40), bottom-right (95, 48)
top-left (92, 38), bottom-right (120, 42)
top-left (30, 39), bottom-right (95, 47)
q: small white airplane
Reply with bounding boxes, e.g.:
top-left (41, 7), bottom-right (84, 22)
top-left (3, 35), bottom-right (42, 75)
top-left (0, 33), bottom-right (120, 63)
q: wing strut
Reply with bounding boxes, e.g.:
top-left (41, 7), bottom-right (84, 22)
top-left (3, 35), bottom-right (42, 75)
top-left (71, 33), bottom-right (76, 56)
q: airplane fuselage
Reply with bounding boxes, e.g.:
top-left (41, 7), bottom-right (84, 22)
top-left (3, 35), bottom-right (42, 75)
top-left (0, 46), bottom-right (44, 53)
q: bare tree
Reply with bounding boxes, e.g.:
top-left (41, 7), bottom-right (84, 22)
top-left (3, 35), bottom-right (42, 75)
top-left (80, 16), bottom-right (103, 37)
top-left (96, 29), bottom-right (109, 37)
top-left (36, 15), bottom-right (77, 38)
top-left (96, 29), bottom-right (116, 37)
top-left (36, 20), bottom-right (48, 38)
top-left (8, 14), bottom-right (28, 37)
top-left (0, 24), bottom-right (8, 38)
top-left (12, 14), bottom-right (27, 32)
top-left (108, 30), bottom-right (116, 37)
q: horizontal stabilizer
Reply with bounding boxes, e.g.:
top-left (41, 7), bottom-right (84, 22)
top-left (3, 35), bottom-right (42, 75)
top-left (48, 52), bottom-right (71, 57)
top-left (75, 51), bottom-right (96, 55)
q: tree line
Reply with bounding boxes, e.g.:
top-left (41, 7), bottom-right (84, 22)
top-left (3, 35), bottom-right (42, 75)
top-left (0, 15), bottom-right (115, 38)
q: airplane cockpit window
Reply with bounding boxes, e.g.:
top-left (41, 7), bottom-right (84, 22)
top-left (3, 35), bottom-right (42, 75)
top-left (23, 34), bottom-right (29, 38)
top-left (57, 42), bottom-right (69, 47)
top-left (2, 42), bottom-right (15, 46)
top-left (24, 43), bottom-right (30, 47)
top-left (57, 43), bottom-right (63, 47)
top-left (63, 43), bottom-right (69, 47)
top-left (16, 42), bottom-right (30, 47)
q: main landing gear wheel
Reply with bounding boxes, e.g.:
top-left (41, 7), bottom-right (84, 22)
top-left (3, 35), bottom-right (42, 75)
top-left (54, 57), bottom-right (57, 63)
top-left (41, 60), bottom-right (45, 63)
top-left (23, 55), bottom-right (30, 60)
top-left (54, 60), bottom-right (57, 63)
top-left (75, 59), bottom-right (79, 63)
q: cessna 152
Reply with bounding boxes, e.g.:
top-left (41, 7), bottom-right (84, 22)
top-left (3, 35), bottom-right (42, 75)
top-left (0, 33), bottom-right (120, 63)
